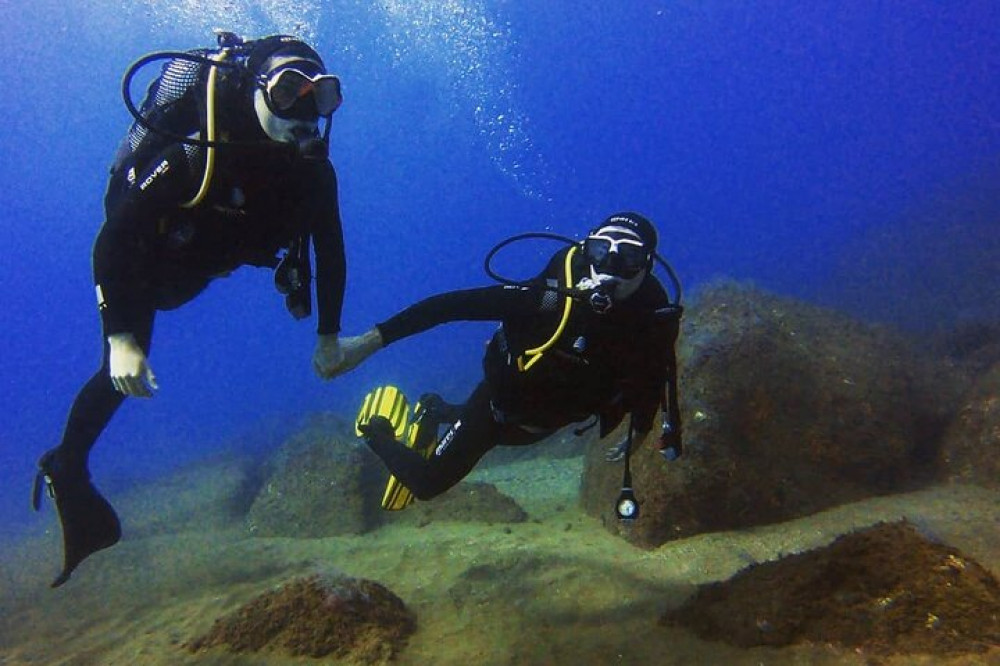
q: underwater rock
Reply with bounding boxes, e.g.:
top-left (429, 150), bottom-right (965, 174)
top-left (581, 281), bottom-right (968, 547)
top-left (660, 521), bottom-right (1000, 659)
top-left (388, 480), bottom-right (529, 527)
top-left (246, 413), bottom-right (384, 537)
top-left (117, 452), bottom-right (261, 538)
top-left (187, 572), bottom-right (416, 661)
top-left (941, 361), bottom-right (1000, 489)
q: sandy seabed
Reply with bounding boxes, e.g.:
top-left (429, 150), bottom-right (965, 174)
top-left (2, 456), bottom-right (1000, 666)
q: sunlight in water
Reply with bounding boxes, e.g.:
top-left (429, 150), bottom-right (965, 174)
top-left (372, 0), bottom-right (552, 200)
top-left (137, 0), bottom-right (324, 44)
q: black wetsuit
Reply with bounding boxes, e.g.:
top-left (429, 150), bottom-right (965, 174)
top-left (37, 64), bottom-right (346, 586)
top-left (364, 247), bottom-right (681, 501)
top-left (57, 148), bottom-right (345, 471)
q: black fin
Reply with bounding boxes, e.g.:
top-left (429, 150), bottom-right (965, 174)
top-left (50, 479), bottom-right (121, 588)
top-left (35, 453), bottom-right (121, 588)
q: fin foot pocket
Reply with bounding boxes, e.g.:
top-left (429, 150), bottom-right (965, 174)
top-left (354, 386), bottom-right (437, 512)
top-left (51, 478), bottom-right (121, 588)
top-left (34, 451), bottom-right (121, 588)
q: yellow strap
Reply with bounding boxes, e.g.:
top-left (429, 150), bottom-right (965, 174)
top-left (520, 245), bottom-right (577, 371)
top-left (180, 50), bottom-right (228, 209)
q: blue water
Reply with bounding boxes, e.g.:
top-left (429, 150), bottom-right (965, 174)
top-left (0, 0), bottom-right (997, 535)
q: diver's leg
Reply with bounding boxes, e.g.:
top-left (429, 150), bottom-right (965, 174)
top-left (362, 382), bottom-right (506, 500)
top-left (415, 392), bottom-right (464, 425)
top-left (34, 314), bottom-right (154, 587)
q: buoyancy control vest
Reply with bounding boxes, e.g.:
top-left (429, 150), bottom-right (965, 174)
top-left (106, 35), bottom-right (317, 320)
top-left (483, 247), bottom-right (678, 431)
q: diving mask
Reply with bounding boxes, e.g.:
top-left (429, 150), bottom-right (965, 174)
top-left (263, 65), bottom-right (342, 120)
top-left (583, 227), bottom-right (650, 279)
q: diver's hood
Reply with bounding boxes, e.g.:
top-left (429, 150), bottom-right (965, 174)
top-left (245, 35), bottom-right (325, 75)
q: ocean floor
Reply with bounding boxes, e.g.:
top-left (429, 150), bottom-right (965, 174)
top-left (2, 455), bottom-right (1000, 666)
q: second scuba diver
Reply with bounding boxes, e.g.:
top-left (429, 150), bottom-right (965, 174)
top-left (337, 212), bottom-right (683, 517)
top-left (34, 32), bottom-right (352, 587)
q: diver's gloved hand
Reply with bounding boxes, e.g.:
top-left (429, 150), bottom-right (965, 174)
top-left (312, 334), bottom-right (344, 379)
top-left (325, 328), bottom-right (384, 379)
top-left (108, 333), bottom-right (157, 397)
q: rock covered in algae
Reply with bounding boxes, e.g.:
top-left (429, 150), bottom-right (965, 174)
top-left (661, 521), bottom-right (1000, 658)
top-left (187, 572), bottom-right (416, 662)
top-left (582, 282), bottom-right (969, 549)
top-left (246, 414), bottom-right (383, 538)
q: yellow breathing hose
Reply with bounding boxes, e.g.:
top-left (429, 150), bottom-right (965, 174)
top-left (519, 245), bottom-right (578, 371)
top-left (181, 49), bottom-right (228, 209)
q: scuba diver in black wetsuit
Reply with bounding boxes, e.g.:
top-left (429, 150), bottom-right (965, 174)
top-left (33, 32), bottom-right (353, 587)
top-left (337, 212), bottom-right (684, 518)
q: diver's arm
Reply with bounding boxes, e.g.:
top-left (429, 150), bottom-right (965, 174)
top-left (625, 340), bottom-right (683, 460)
top-left (93, 142), bottom-right (194, 337)
top-left (310, 161), bottom-right (346, 337)
top-left (309, 162), bottom-right (347, 379)
top-left (376, 285), bottom-right (537, 345)
top-left (622, 285), bottom-right (684, 457)
top-left (324, 286), bottom-right (537, 379)
top-left (92, 216), bottom-right (154, 338)
top-left (330, 249), bottom-right (562, 379)
top-left (659, 335), bottom-right (683, 459)
top-left (375, 246), bottom-right (574, 343)
top-left (93, 143), bottom-right (194, 396)
top-left (648, 308), bottom-right (684, 459)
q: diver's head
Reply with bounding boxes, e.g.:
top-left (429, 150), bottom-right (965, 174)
top-left (247, 36), bottom-right (342, 159)
top-left (582, 212), bottom-right (657, 308)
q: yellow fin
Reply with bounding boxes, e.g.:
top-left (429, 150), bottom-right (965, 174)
top-left (355, 385), bottom-right (409, 439)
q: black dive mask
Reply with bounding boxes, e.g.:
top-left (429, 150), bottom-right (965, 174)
top-left (583, 232), bottom-right (650, 279)
top-left (262, 65), bottom-right (342, 121)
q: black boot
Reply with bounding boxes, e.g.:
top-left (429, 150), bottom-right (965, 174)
top-left (32, 450), bottom-right (121, 588)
